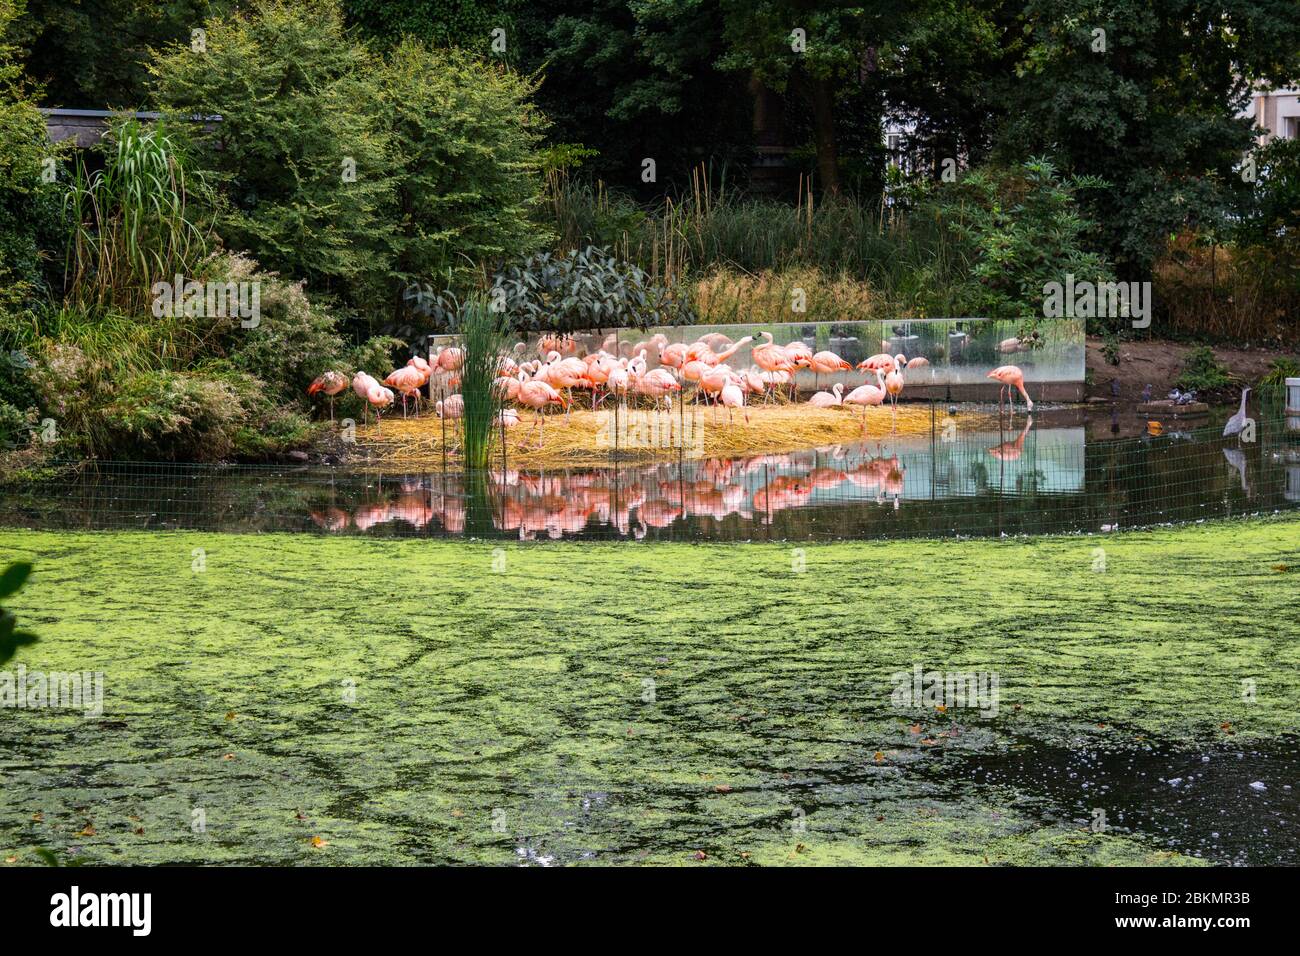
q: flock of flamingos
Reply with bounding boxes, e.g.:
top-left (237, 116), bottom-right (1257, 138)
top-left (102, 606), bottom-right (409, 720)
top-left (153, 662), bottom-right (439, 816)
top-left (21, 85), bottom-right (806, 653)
top-left (308, 330), bottom-right (1036, 440)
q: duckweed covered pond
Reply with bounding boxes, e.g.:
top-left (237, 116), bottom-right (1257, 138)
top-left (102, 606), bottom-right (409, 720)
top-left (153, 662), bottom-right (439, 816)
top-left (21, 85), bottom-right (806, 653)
top-left (1, 518), bottom-right (1297, 865)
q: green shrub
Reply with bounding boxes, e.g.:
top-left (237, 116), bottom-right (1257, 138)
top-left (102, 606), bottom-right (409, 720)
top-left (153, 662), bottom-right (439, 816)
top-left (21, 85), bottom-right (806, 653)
top-left (150, 0), bottom-right (394, 313)
top-left (214, 253), bottom-right (350, 405)
top-left (1175, 346), bottom-right (1232, 393)
top-left (0, 0), bottom-right (62, 328)
top-left (1258, 358), bottom-right (1300, 404)
top-left (914, 158), bottom-right (1114, 341)
top-left (481, 246), bottom-right (692, 335)
top-left (380, 40), bottom-right (551, 335)
top-left (151, 1), bottom-right (551, 331)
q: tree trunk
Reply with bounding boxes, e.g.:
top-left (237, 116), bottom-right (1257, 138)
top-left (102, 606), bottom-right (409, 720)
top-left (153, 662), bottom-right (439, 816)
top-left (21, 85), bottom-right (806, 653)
top-left (806, 75), bottom-right (841, 197)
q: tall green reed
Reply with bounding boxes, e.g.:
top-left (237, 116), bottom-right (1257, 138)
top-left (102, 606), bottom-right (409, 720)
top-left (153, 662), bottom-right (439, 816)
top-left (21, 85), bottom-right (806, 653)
top-left (457, 297), bottom-right (507, 471)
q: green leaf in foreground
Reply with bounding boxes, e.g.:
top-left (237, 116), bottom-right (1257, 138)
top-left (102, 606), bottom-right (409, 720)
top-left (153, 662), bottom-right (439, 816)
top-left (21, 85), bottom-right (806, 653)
top-left (0, 562), bottom-right (37, 665)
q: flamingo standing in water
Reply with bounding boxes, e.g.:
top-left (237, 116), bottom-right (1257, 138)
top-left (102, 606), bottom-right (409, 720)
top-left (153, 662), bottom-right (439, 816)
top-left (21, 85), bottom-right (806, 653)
top-left (307, 371), bottom-right (348, 421)
top-left (987, 365), bottom-right (1033, 414)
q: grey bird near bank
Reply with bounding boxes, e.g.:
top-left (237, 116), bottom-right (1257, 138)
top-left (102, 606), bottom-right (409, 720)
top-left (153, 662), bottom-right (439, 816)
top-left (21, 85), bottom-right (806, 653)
top-left (1223, 387), bottom-right (1251, 438)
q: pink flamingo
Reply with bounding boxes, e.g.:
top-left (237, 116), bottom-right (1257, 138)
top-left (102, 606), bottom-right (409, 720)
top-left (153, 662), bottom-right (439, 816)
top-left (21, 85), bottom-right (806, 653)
top-left (752, 331), bottom-right (797, 375)
top-left (517, 378), bottom-right (568, 443)
top-left (843, 370), bottom-right (887, 430)
top-left (436, 394), bottom-right (464, 419)
top-left (307, 371), bottom-right (348, 421)
top-left (658, 342), bottom-right (690, 370)
top-left (857, 352), bottom-right (898, 375)
top-left (719, 375), bottom-right (749, 424)
top-left (808, 350), bottom-right (851, 391)
top-left (884, 356), bottom-right (906, 430)
top-left (352, 371), bottom-right (380, 424)
top-left (384, 366), bottom-right (425, 417)
top-left (366, 383), bottom-right (394, 432)
top-left (987, 365), bottom-right (1034, 414)
top-left (634, 365), bottom-right (682, 411)
top-left (808, 382), bottom-right (844, 407)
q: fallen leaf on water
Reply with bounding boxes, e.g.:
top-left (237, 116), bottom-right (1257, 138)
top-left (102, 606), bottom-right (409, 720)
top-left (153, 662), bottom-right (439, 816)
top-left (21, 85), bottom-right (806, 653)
top-left (739, 852), bottom-right (750, 860)
top-left (920, 737), bottom-right (938, 745)
top-left (225, 711), bottom-right (237, 721)
top-left (873, 751), bottom-right (884, 763)
top-left (77, 825), bottom-right (95, 837)
top-left (909, 723), bottom-right (923, 734)
top-left (935, 704), bottom-right (948, 713)
top-left (450, 809), bottom-right (464, 818)
top-left (1221, 722), bottom-right (1232, 731)
top-left (221, 753), bottom-right (235, 760)
top-left (31, 813), bottom-right (42, 823)
top-left (133, 827), bottom-right (144, 835)
top-left (713, 784), bottom-right (732, 794)
top-left (693, 850), bottom-right (707, 861)
top-left (4, 856), bottom-right (16, 864)
top-left (310, 836), bottom-right (328, 849)
top-left (1272, 564), bottom-right (1289, 573)
top-left (1096, 723), bottom-right (1107, 729)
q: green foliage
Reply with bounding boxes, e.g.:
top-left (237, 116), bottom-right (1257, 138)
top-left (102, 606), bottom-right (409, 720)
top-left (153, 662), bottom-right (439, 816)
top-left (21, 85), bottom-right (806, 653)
top-left (9, 0), bottom-right (237, 107)
top-left (915, 158), bottom-right (1113, 339)
top-left (1175, 346), bottom-right (1232, 393)
top-left (0, 0), bottom-right (61, 326)
top-left (150, 0), bottom-right (396, 310)
top-left (0, 561), bottom-right (37, 666)
top-left (999, 0), bottom-right (1300, 270)
top-left (490, 246), bottom-right (693, 334)
top-left (1258, 358), bottom-right (1300, 404)
top-left (151, 2), bottom-right (551, 330)
top-left (64, 118), bottom-right (214, 315)
top-left (215, 254), bottom-right (350, 405)
top-left (378, 40), bottom-right (551, 331)
top-left (342, 0), bottom-right (513, 51)
top-left (456, 298), bottom-right (506, 471)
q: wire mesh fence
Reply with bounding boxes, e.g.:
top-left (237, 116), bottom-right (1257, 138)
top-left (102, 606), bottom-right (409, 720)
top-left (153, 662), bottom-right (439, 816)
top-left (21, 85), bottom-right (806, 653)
top-left (3, 414), bottom-right (1298, 542)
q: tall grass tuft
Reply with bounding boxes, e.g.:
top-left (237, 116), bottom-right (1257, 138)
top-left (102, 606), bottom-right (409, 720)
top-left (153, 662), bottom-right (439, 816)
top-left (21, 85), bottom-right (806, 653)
top-left (457, 297), bottom-right (507, 471)
top-left (65, 118), bottom-right (212, 315)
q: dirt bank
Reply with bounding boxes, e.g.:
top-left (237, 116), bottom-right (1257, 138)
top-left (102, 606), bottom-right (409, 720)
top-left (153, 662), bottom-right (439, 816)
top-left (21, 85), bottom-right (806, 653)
top-left (1086, 337), bottom-right (1295, 404)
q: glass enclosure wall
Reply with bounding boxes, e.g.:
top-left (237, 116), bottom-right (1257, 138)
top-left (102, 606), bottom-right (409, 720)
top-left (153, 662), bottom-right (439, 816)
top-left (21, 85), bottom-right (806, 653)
top-left (430, 317), bottom-right (1086, 389)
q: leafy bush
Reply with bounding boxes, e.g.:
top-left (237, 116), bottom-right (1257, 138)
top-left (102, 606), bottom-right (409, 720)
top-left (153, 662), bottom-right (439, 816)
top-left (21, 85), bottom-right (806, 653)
top-left (1258, 358), bottom-right (1300, 404)
top-left (487, 246), bottom-right (693, 334)
top-left (379, 40), bottom-right (551, 333)
top-left (151, 1), bottom-right (551, 331)
top-left (0, 0), bottom-right (62, 328)
top-left (215, 254), bottom-right (351, 405)
top-left (915, 159), bottom-right (1114, 340)
top-left (1175, 346), bottom-right (1232, 393)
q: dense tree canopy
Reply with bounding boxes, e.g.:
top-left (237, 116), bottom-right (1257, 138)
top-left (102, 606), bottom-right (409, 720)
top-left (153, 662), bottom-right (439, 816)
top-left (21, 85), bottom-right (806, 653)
top-left (5, 0), bottom-right (1299, 270)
